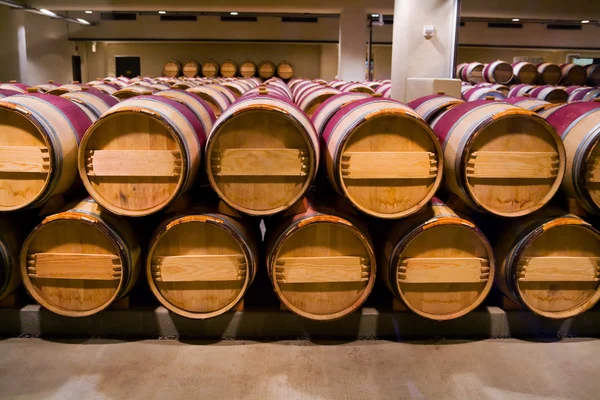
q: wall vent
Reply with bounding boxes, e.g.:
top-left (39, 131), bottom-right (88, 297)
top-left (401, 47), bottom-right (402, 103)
top-left (220, 16), bottom-right (258, 22)
top-left (547, 24), bottom-right (582, 30)
top-left (100, 12), bottom-right (137, 21)
top-left (488, 22), bottom-right (523, 28)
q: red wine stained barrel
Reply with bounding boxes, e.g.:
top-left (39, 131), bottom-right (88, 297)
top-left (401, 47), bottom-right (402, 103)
top-left (0, 94), bottom-right (93, 211)
top-left (483, 60), bottom-right (514, 84)
top-left (586, 64), bottom-right (600, 87)
top-left (61, 90), bottom-right (120, 120)
top-left (153, 89), bottom-right (216, 135)
top-left (0, 89), bottom-right (20, 99)
top-left (512, 62), bottom-right (538, 84)
top-left (462, 87), bottom-right (506, 102)
top-left (537, 62), bottom-right (562, 85)
top-left (568, 88), bottom-right (600, 103)
top-left (297, 87), bottom-right (341, 117)
top-left (78, 96), bottom-right (206, 216)
top-left (460, 62), bottom-right (485, 84)
top-left (431, 101), bottom-right (566, 217)
top-left (544, 102), bottom-right (600, 214)
top-left (508, 84), bottom-right (536, 98)
top-left (529, 85), bottom-right (568, 104)
top-left (560, 63), bottom-right (587, 86)
top-left (504, 97), bottom-right (560, 114)
top-left (407, 94), bottom-right (465, 124)
top-left (186, 86), bottom-right (231, 117)
top-left (311, 92), bottom-right (371, 137)
top-left (322, 97), bottom-right (443, 218)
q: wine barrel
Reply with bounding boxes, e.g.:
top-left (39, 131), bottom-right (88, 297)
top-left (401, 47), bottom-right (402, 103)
top-left (456, 63), bottom-right (468, 79)
top-left (292, 82), bottom-right (319, 103)
top-left (560, 63), bottom-right (587, 86)
top-left (0, 218), bottom-right (23, 300)
top-left (512, 62), bottom-right (538, 84)
top-left (47, 84), bottom-right (90, 96)
top-left (90, 83), bottom-right (120, 95)
top-left (544, 102), bottom-right (600, 214)
top-left (489, 84), bottom-right (510, 96)
top-left (504, 97), bottom-right (559, 114)
top-left (297, 87), bottom-right (341, 117)
top-left (375, 82), bottom-right (391, 95)
top-left (483, 60), bottom-right (514, 84)
top-left (61, 90), bottom-right (119, 120)
top-left (258, 60), bottom-right (277, 80)
top-left (163, 60), bottom-right (182, 77)
top-left (221, 81), bottom-right (248, 99)
top-left (587, 64), bottom-right (600, 86)
top-left (276, 61), bottom-right (294, 80)
top-left (568, 88), bottom-right (600, 103)
top-left (340, 83), bottom-right (375, 94)
top-left (206, 83), bottom-right (237, 104)
top-left (460, 84), bottom-right (474, 95)
top-left (538, 103), bottom-right (569, 119)
top-left (205, 92), bottom-right (318, 216)
top-left (431, 101), bottom-right (566, 217)
top-left (0, 89), bottom-right (19, 99)
top-left (112, 86), bottom-right (156, 100)
top-left (148, 83), bottom-right (170, 91)
top-left (508, 84), bottom-right (536, 98)
top-left (201, 60), bottom-right (220, 78)
top-left (0, 94), bottom-right (93, 211)
top-left (220, 60), bottom-right (239, 78)
top-left (322, 97), bottom-right (443, 219)
top-left (240, 60), bottom-right (257, 78)
top-left (311, 92), bottom-right (371, 137)
top-left (529, 85), bottom-right (568, 104)
top-left (382, 199), bottom-right (494, 320)
top-left (462, 87), bottom-right (506, 102)
top-left (461, 62), bottom-right (485, 84)
top-left (0, 82), bottom-right (28, 93)
top-left (407, 94), bottom-right (465, 124)
top-left (31, 83), bottom-right (60, 94)
top-left (265, 199), bottom-right (376, 321)
top-left (20, 199), bottom-right (141, 317)
top-left (537, 62), bottom-right (562, 85)
top-left (186, 85), bottom-right (231, 117)
top-left (153, 89), bottom-right (216, 135)
top-left (147, 209), bottom-right (258, 319)
top-left (495, 211), bottom-right (600, 319)
top-left (78, 96), bottom-right (206, 217)
top-left (182, 60), bottom-right (201, 77)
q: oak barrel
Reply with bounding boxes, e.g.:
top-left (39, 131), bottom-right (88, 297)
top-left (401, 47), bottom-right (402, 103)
top-left (529, 85), bottom-right (568, 104)
top-left (276, 61), bottom-right (295, 80)
top-left (201, 60), bottom-right (220, 78)
top-left (587, 64), bottom-right (600, 86)
top-left (61, 90), bottom-right (120, 120)
top-left (240, 60), bottom-right (257, 78)
top-left (220, 60), bottom-right (239, 78)
top-left (322, 97), bottom-right (443, 219)
top-left (78, 96), bottom-right (206, 216)
top-left (265, 198), bottom-right (376, 321)
top-left (0, 218), bottom-right (23, 300)
top-left (147, 209), bottom-right (258, 319)
top-left (544, 102), bottom-right (600, 214)
top-left (407, 94), bottom-right (465, 124)
top-left (153, 89), bottom-right (216, 135)
top-left (504, 97), bottom-right (559, 114)
top-left (0, 83), bottom-right (28, 93)
top-left (560, 63), bottom-right (587, 86)
top-left (460, 62), bottom-right (485, 84)
top-left (537, 62), bottom-right (562, 85)
top-left (431, 101), bottom-right (566, 217)
top-left (182, 60), bottom-right (201, 77)
top-left (495, 211), bottom-right (600, 319)
top-left (89, 83), bottom-right (120, 95)
top-left (205, 83), bottom-right (237, 104)
top-left (568, 88), bottom-right (600, 103)
top-left (258, 60), bottom-right (277, 80)
top-left (20, 199), bottom-right (141, 317)
top-left (512, 62), bottom-right (538, 84)
top-left (205, 92), bottom-right (319, 216)
top-left (163, 60), bottom-right (182, 77)
top-left (382, 199), bottom-right (494, 320)
top-left (311, 92), bottom-right (371, 137)
top-left (462, 87), bottom-right (506, 102)
top-left (297, 87), bottom-right (341, 117)
top-left (186, 85), bottom-right (231, 117)
top-left (508, 84), bottom-right (536, 98)
top-left (0, 89), bottom-right (19, 99)
top-left (0, 94), bottom-right (93, 211)
top-left (113, 86), bottom-right (156, 100)
top-left (483, 60), bottom-right (514, 84)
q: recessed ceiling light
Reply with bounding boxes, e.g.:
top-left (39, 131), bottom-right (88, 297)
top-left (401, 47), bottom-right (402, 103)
top-left (85, 10), bottom-right (93, 14)
top-left (372, 14), bottom-right (380, 18)
top-left (582, 20), bottom-right (590, 24)
top-left (158, 11), bottom-right (167, 15)
top-left (230, 11), bottom-right (239, 16)
top-left (39, 9), bottom-right (57, 17)
top-left (512, 18), bottom-right (520, 22)
top-left (77, 18), bottom-right (90, 25)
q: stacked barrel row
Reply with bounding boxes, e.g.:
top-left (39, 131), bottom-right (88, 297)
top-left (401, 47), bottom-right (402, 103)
top-left (457, 60), bottom-right (600, 86)
top-left (162, 59), bottom-right (295, 80)
top-left (1, 75), bottom-right (600, 325)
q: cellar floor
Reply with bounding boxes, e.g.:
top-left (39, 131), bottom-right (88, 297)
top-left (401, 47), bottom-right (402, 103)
top-left (0, 337), bottom-right (597, 400)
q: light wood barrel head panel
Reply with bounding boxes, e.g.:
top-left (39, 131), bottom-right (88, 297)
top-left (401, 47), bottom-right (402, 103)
top-left (79, 112), bottom-right (184, 216)
top-left (339, 114), bottom-right (442, 219)
top-left (207, 109), bottom-right (314, 216)
top-left (147, 219), bottom-right (250, 319)
top-left (395, 224), bottom-right (494, 320)
top-left (20, 219), bottom-right (123, 317)
top-left (271, 220), bottom-right (375, 321)
top-left (584, 141), bottom-right (600, 211)
top-left (517, 224), bottom-right (600, 318)
top-left (0, 108), bottom-right (51, 211)
top-left (466, 114), bottom-right (565, 217)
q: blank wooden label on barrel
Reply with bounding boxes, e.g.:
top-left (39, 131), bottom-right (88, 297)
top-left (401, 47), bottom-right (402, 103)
top-left (268, 213), bottom-right (376, 321)
top-left (147, 214), bottom-right (256, 319)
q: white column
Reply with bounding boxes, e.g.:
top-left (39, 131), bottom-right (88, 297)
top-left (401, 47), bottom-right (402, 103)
top-left (391, 0), bottom-right (460, 101)
top-left (338, 7), bottom-right (367, 82)
top-left (0, 8), bottom-right (28, 83)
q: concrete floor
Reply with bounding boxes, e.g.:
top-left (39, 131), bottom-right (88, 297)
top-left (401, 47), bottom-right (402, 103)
top-left (0, 338), bottom-right (598, 400)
